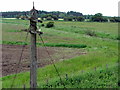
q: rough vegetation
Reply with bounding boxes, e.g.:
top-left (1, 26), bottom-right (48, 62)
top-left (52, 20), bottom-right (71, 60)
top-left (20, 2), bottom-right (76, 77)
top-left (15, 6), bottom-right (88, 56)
top-left (45, 22), bottom-right (54, 28)
top-left (1, 19), bottom-right (119, 88)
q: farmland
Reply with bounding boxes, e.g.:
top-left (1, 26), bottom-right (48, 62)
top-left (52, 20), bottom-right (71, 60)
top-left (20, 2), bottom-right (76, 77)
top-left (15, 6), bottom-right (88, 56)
top-left (1, 19), bottom-right (119, 88)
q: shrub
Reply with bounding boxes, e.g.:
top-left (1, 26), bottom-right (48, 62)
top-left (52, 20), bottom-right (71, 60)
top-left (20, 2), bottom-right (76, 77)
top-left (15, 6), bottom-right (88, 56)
top-left (113, 17), bottom-right (120, 22)
top-left (85, 30), bottom-right (96, 36)
top-left (46, 22), bottom-right (54, 28)
top-left (46, 17), bottom-right (52, 20)
top-left (16, 15), bottom-right (20, 19)
top-left (116, 36), bottom-right (120, 40)
top-left (41, 24), bottom-right (45, 27)
top-left (109, 18), bottom-right (115, 22)
top-left (64, 17), bottom-right (73, 21)
top-left (76, 16), bottom-right (85, 21)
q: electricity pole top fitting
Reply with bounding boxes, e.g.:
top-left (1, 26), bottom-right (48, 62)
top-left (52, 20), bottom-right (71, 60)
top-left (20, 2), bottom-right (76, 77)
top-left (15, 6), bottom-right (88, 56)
top-left (21, 2), bottom-right (43, 34)
top-left (29, 2), bottom-right (43, 35)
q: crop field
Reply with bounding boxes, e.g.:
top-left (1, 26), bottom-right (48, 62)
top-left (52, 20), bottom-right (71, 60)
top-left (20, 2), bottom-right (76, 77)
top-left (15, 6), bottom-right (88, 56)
top-left (1, 19), bottom-right (119, 88)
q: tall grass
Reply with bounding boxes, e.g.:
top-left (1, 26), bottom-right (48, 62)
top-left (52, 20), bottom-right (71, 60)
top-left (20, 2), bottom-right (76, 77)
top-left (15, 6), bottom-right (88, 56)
top-left (1, 19), bottom-right (118, 88)
top-left (38, 64), bottom-right (118, 88)
top-left (53, 22), bottom-right (118, 40)
top-left (2, 50), bottom-right (118, 88)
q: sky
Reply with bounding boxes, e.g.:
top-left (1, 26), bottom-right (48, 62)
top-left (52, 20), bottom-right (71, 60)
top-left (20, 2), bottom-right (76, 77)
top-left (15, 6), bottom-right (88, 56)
top-left (0, 0), bottom-right (120, 16)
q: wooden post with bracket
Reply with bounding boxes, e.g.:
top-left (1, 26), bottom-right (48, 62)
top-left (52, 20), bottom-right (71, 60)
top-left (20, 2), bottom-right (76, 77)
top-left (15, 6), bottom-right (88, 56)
top-left (29, 2), bottom-right (38, 89)
top-left (21, 2), bottom-right (43, 89)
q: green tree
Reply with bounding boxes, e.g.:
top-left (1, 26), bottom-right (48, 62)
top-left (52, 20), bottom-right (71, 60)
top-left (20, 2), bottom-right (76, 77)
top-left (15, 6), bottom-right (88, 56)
top-left (16, 15), bottom-right (20, 19)
top-left (114, 17), bottom-right (120, 22)
top-left (94, 13), bottom-right (102, 17)
top-left (91, 13), bottom-right (107, 22)
top-left (64, 17), bottom-right (73, 21)
top-left (109, 17), bottom-right (115, 22)
top-left (76, 16), bottom-right (85, 21)
top-left (52, 15), bottom-right (58, 20)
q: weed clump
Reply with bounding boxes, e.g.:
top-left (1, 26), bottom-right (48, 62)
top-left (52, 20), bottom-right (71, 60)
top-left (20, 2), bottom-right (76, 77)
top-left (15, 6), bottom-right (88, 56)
top-left (41, 24), bottom-right (45, 27)
top-left (44, 43), bottom-right (87, 48)
top-left (46, 22), bottom-right (54, 28)
top-left (85, 30), bottom-right (96, 36)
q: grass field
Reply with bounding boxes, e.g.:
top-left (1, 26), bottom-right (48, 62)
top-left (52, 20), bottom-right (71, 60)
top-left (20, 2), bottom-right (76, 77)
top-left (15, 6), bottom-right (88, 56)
top-left (1, 19), bottom-right (119, 88)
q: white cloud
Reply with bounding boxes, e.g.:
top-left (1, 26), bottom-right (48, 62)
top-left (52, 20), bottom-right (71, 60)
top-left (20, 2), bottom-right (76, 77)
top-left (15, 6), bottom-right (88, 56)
top-left (0, 0), bottom-right (119, 16)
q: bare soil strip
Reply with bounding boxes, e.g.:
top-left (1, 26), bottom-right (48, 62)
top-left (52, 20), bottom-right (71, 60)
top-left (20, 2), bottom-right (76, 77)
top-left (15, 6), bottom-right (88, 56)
top-left (2, 45), bottom-right (86, 76)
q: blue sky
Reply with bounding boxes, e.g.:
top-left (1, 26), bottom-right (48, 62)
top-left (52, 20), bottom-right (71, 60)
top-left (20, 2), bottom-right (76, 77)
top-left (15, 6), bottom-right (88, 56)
top-left (0, 0), bottom-right (119, 16)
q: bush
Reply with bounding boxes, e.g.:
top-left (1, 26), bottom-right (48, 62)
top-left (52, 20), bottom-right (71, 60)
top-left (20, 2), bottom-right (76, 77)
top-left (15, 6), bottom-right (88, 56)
top-left (85, 30), bottom-right (96, 36)
top-left (64, 17), bottom-right (73, 21)
top-left (109, 18), bottom-right (115, 22)
top-left (109, 17), bottom-right (120, 22)
top-left (113, 17), bottom-right (120, 22)
top-left (16, 15), bottom-right (20, 19)
top-left (46, 22), bottom-right (54, 28)
top-left (46, 17), bottom-right (52, 20)
top-left (41, 24), bottom-right (45, 27)
top-left (76, 16), bottom-right (85, 21)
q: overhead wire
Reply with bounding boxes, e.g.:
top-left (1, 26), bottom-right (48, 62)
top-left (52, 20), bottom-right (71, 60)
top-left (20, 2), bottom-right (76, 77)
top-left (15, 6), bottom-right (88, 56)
top-left (11, 21), bottom-right (66, 88)
top-left (10, 32), bottom-right (29, 88)
top-left (38, 34), bottom-right (66, 88)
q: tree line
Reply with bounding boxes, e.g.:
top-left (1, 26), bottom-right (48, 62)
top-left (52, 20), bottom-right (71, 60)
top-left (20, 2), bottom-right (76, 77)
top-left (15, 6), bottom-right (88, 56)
top-left (2, 11), bottom-right (120, 22)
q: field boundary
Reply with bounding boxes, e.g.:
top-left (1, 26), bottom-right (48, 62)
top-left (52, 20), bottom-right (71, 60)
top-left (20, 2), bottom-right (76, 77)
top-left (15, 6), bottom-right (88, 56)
top-left (2, 41), bottom-right (87, 48)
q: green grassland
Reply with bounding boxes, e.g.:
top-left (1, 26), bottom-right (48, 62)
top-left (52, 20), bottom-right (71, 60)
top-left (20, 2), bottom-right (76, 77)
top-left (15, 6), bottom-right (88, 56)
top-left (1, 19), bottom-right (119, 88)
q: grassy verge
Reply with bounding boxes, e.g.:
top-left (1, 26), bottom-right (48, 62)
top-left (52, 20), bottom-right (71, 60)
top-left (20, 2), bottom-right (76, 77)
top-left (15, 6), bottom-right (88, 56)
top-left (2, 41), bottom-right (87, 48)
top-left (2, 50), bottom-right (118, 88)
top-left (38, 64), bottom-right (118, 88)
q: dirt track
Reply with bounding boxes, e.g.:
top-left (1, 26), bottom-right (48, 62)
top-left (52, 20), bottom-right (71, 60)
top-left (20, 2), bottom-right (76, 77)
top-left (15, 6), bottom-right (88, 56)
top-left (2, 44), bottom-right (86, 76)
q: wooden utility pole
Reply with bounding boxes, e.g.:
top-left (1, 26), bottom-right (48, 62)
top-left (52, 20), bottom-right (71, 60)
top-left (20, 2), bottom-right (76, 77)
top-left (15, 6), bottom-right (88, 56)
top-left (29, 2), bottom-right (38, 89)
top-left (22, 2), bottom-right (42, 89)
